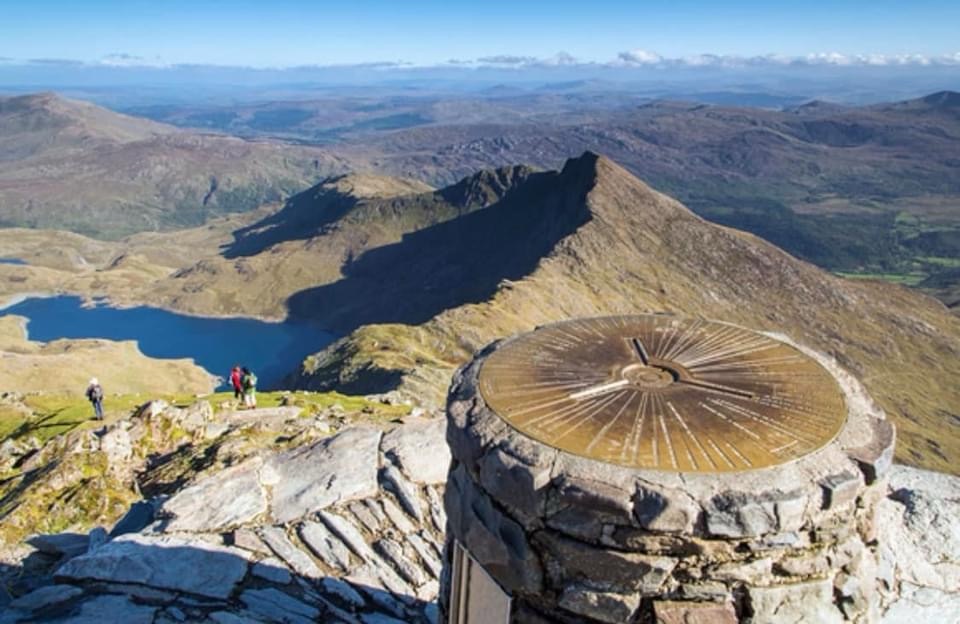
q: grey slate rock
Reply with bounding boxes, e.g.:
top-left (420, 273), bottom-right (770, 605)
top-left (55, 533), bottom-right (249, 599)
top-left (160, 458), bottom-right (267, 532)
top-left (239, 588), bottom-right (319, 624)
top-left (380, 498), bottom-right (416, 534)
top-left (9, 584), bottom-right (83, 612)
top-left (26, 533), bottom-right (89, 559)
top-left (252, 557), bottom-right (293, 584)
top-left (380, 464), bottom-right (424, 522)
top-left (109, 500), bottom-right (156, 538)
top-left (299, 520), bottom-right (353, 571)
top-left (261, 427), bottom-right (382, 523)
top-left (360, 614), bottom-right (409, 624)
top-left (319, 576), bottom-right (366, 608)
top-left (380, 418), bottom-right (450, 485)
top-left (86, 527), bottom-right (107, 553)
top-left (375, 537), bottom-right (429, 586)
top-left (318, 511), bottom-right (378, 563)
top-left (407, 532), bottom-right (442, 579)
top-left (258, 526), bottom-right (324, 580)
top-left (208, 612), bottom-right (263, 624)
top-left (48, 594), bottom-right (156, 624)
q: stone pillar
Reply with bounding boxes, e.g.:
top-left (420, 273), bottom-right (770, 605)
top-left (439, 316), bottom-right (894, 623)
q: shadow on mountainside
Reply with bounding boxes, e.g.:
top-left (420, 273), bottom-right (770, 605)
top-left (0, 539), bottom-right (436, 622)
top-left (284, 155), bottom-right (599, 332)
top-left (223, 178), bottom-right (361, 259)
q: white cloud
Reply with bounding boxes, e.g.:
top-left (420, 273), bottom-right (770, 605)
top-left (616, 49), bottom-right (662, 65)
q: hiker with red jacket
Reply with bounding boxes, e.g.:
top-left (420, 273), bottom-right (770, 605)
top-left (230, 365), bottom-right (243, 401)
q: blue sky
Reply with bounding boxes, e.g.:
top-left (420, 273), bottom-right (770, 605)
top-left (2, 0), bottom-right (959, 68)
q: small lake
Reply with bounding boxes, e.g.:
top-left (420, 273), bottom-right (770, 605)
top-left (0, 258), bottom-right (27, 265)
top-left (2, 296), bottom-right (335, 389)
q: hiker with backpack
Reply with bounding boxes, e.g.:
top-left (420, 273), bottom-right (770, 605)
top-left (230, 364), bottom-right (243, 402)
top-left (241, 367), bottom-right (257, 409)
top-left (86, 377), bottom-right (104, 420)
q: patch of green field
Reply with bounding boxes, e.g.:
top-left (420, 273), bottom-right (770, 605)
top-left (834, 271), bottom-right (929, 286)
top-left (918, 256), bottom-right (960, 268)
top-left (1, 390), bottom-right (410, 445)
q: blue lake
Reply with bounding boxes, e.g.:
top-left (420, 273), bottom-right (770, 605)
top-left (2, 296), bottom-right (335, 389)
top-left (0, 258), bottom-right (27, 265)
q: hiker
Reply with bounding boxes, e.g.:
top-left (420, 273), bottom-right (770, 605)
top-left (86, 377), bottom-right (104, 420)
top-left (230, 364), bottom-right (243, 401)
top-left (241, 367), bottom-right (257, 409)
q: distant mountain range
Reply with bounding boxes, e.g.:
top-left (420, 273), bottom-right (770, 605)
top-left (0, 93), bottom-right (347, 238)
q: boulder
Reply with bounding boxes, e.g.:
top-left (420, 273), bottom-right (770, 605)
top-left (262, 427), bottom-right (381, 523)
top-left (54, 534), bottom-right (249, 599)
top-left (160, 458), bottom-right (267, 532)
top-left (380, 418), bottom-right (450, 485)
top-left (26, 533), bottom-right (89, 559)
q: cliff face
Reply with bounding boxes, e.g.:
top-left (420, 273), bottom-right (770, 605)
top-left (291, 153), bottom-right (960, 475)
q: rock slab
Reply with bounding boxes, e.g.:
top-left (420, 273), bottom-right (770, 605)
top-left (55, 534), bottom-right (249, 599)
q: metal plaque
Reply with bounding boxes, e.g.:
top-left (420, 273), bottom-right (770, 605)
top-left (478, 316), bottom-right (847, 472)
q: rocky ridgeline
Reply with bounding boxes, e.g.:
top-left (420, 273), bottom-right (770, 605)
top-left (0, 401), bottom-right (957, 623)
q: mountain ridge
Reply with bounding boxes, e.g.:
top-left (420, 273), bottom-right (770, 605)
top-left (287, 152), bottom-right (960, 474)
top-left (0, 92), bottom-right (348, 238)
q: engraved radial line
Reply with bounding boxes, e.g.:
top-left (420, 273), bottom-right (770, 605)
top-left (649, 393), bottom-right (659, 467)
top-left (586, 391), bottom-right (636, 454)
top-left (668, 402), bottom-right (716, 470)
top-left (673, 325), bottom-right (743, 364)
top-left (659, 322), bottom-right (683, 361)
top-left (677, 326), bottom-right (762, 364)
top-left (667, 401), bottom-right (698, 470)
top-left (681, 334), bottom-right (774, 366)
top-left (656, 394), bottom-right (678, 470)
top-left (554, 391), bottom-right (627, 443)
top-left (699, 402), bottom-right (761, 440)
top-left (523, 394), bottom-right (604, 427)
top-left (623, 392), bottom-right (648, 465)
top-left (662, 319), bottom-right (704, 362)
top-left (709, 399), bottom-right (815, 443)
top-left (683, 341), bottom-right (780, 368)
top-left (723, 439), bottom-right (753, 467)
top-left (705, 436), bottom-right (736, 469)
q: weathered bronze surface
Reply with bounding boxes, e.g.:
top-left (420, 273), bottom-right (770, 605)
top-left (478, 316), bottom-right (847, 472)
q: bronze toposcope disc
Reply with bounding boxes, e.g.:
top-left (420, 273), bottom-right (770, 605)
top-left (478, 316), bottom-right (847, 472)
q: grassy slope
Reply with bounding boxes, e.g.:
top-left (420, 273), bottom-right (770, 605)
top-left (0, 93), bottom-right (349, 239)
top-left (0, 390), bottom-right (410, 547)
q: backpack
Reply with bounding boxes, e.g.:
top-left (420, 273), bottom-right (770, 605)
top-left (243, 373), bottom-right (257, 390)
top-left (90, 385), bottom-right (103, 401)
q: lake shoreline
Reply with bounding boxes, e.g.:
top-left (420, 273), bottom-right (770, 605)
top-left (0, 289), bottom-right (292, 325)
top-left (1, 295), bottom-right (337, 389)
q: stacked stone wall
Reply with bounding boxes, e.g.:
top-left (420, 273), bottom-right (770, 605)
top-left (441, 340), bottom-right (896, 624)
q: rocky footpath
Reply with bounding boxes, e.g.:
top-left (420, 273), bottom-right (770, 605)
top-left (0, 405), bottom-right (956, 623)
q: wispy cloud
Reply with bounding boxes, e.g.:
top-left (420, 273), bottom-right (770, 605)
top-left (475, 55), bottom-right (539, 66)
top-left (26, 58), bottom-right (86, 66)
top-left (3, 50), bottom-right (959, 73)
top-left (611, 50), bottom-right (960, 68)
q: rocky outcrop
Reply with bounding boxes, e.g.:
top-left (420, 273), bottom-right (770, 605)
top-left (1, 409), bottom-right (956, 623)
top-left (0, 417), bottom-right (451, 624)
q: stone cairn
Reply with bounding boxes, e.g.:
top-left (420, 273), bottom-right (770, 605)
top-left (440, 316), bottom-right (896, 623)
